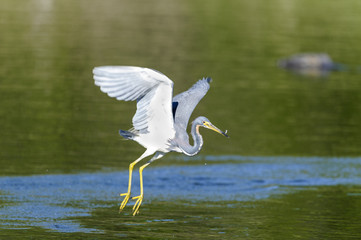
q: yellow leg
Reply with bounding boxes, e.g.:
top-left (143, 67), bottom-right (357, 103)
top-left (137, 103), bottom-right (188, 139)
top-left (132, 162), bottom-right (150, 216)
top-left (119, 150), bottom-right (153, 212)
top-left (119, 161), bottom-right (136, 211)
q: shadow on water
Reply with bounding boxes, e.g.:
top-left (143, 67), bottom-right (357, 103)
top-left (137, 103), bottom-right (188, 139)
top-left (1, 155), bottom-right (360, 238)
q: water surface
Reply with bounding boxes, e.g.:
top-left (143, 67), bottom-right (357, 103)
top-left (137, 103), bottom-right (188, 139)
top-left (1, 0), bottom-right (361, 239)
top-left (1, 155), bottom-right (360, 238)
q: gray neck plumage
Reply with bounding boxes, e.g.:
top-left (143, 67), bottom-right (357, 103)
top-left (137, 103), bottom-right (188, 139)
top-left (180, 121), bottom-right (203, 156)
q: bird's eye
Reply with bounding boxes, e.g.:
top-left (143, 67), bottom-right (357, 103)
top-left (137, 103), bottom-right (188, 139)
top-left (202, 121), bottom-right (206, 124)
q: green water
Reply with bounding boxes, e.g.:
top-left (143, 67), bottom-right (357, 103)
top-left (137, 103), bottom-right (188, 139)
top-left (2, 184), bottom-right (361, 239)
top-left (1, 0), bottom-right (361, 238)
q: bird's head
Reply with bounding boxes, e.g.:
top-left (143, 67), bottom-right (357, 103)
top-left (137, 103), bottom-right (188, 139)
top-left (195, 116), bottom-right (229, 138)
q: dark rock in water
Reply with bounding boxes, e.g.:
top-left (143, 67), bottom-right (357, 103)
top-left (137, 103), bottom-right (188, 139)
top-left (278, 53), bottom-right (344, 77)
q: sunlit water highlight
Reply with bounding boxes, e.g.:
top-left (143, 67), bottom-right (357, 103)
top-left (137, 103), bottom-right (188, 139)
top-left (0, 155), bottom-right (360, 232)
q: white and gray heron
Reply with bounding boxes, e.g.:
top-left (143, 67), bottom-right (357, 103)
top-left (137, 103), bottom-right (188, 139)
top-left (93, 66), bottom-right (228, 215)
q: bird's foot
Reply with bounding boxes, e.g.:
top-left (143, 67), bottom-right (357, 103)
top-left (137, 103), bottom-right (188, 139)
top-left (131, 194), bottom-right (144, 216)
top-left (119, 192), bottom-right (131, 212)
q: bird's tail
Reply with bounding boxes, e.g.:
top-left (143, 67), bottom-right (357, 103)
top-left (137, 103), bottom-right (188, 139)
top-left (119, 129), bottom-right (136, 140)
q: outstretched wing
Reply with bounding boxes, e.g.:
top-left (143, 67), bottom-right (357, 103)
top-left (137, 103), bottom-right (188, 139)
top-left (172, 77), bottom-right (211, 131)
top-left (93, 66), bottom-right (175, 135)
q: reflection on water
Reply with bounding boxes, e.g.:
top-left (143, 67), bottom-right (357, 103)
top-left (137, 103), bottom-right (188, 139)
top-left (1, 155), bottom-right (360, 233)
top-left (2, 0), bottom-right (361, 176)
top-left (1, 0), bottom-right (361, 238)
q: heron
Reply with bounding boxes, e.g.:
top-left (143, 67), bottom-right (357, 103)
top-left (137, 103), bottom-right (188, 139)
top-left (93, 66), bottom-right (229, 215)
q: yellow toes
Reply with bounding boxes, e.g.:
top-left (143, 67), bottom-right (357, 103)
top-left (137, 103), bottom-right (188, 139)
top-left (119, 192), bottom-right (131, 211)
top-left (131, 195), bottom-right (144, 216)
top-left (119, 192), bottom-right (144, 215)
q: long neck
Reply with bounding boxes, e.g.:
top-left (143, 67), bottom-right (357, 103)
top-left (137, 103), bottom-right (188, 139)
top-left (180, 121), bottom-right (203, 156)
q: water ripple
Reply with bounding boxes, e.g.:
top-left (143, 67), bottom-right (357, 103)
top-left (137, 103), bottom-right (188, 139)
top-left (0, 155), bottom-right (360, 232)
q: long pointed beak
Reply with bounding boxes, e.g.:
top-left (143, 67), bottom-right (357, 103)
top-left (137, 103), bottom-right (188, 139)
top-left (204, 122), bottom-right (229, 138)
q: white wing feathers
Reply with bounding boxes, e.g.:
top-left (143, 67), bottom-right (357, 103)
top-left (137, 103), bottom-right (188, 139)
top-left (93, 66), bottom-right (175, 135)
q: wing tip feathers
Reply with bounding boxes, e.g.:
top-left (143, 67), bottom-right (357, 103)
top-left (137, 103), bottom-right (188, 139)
top-left (204, 77), bottom-right (212, 83)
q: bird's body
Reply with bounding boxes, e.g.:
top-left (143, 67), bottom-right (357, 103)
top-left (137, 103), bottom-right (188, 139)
top-left (93, 66), bottom-right (228, 215)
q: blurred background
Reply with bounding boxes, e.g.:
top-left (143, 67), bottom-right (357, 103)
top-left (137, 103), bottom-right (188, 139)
top-left (2, 0), bottom-right (361, 175)
top-left (1, 0), bottom-right (361, 238)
